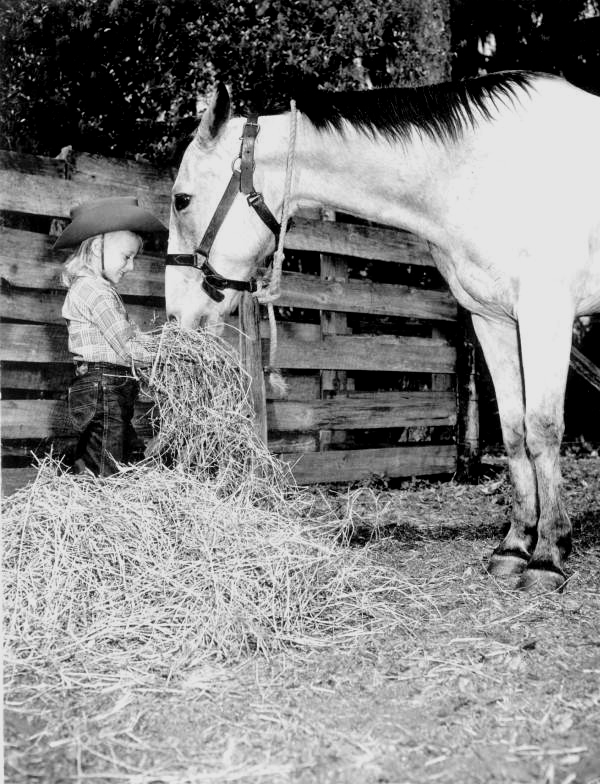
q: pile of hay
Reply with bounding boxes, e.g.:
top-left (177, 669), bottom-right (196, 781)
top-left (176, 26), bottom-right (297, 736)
top-left (3, 324), bottom-right (415, 688)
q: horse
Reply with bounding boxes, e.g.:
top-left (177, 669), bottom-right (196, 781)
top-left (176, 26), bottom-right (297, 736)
top-left (165, 71), bottom-right (600, 592)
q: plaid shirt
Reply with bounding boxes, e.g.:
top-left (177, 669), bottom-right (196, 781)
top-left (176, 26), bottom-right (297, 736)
top-left (62, 273), bottom-right (153, 366)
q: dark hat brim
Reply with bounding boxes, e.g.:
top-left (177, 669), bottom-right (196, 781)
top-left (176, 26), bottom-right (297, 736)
top-left (53, 199), bottom-right (167, 250)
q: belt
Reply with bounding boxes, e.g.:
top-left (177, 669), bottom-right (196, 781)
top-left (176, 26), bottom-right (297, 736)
top-left (75, 361), bottom-right (134, 377)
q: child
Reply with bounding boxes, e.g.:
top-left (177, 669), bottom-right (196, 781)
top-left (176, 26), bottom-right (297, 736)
top-left (55, 196), bottom-right (167, 476)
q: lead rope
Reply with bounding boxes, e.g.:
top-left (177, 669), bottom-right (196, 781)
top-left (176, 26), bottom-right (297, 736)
top-left (253, 100), bottom-right (297, 396)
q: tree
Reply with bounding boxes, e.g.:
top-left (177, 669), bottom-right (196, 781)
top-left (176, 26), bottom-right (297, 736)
top-left (0, 0), bottom-right (451, 162)
top-left (0, 0), bottom-right (204, 161)
top-left (451, 0), bottom-right (600, 92)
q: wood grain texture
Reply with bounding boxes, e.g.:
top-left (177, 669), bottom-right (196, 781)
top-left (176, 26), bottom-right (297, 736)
top-left (268, 392), bottom-right (456, 431)
top-left (279, 444), bottom-right (456, 484)
top-left (286, 217), bottom-right (435, 266)
top-left (239, 293), bottom-right (268, 443)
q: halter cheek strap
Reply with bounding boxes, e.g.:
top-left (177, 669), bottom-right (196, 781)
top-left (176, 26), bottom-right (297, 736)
top-left (165, 114), bottom-right (281, 303)
top-left (240, 115), bottom-right (281, 239)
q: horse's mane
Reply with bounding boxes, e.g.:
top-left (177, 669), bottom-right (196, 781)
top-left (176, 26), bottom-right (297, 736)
top-left (292, 71), bottom-right (549, 145)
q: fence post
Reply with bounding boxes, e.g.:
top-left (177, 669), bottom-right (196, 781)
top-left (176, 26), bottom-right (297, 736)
top-left (319, 207), bottom-right (349, 451)
top-left (455, 306), bottom-right (480, 482)
top-left (239, 292), bottom-right (268, 443)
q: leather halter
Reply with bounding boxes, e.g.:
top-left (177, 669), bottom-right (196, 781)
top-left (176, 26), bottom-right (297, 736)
top-left (165, 114), bottom-right (281, 303)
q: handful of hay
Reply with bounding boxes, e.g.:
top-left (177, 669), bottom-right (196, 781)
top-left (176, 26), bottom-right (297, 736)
top-left (139, 323), bottom-right (292, 504)
top-left (3, 324), bottom-right (413, 689)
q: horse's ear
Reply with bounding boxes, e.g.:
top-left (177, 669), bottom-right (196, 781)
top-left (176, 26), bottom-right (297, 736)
top-left (196, 82), bottom-right (231, 146)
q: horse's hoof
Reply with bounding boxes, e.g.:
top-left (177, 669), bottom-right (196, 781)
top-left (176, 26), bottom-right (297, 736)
top-left (517, 564), bottom-right (566, 593)
top-left (487, 550), bottom-right (529, 577)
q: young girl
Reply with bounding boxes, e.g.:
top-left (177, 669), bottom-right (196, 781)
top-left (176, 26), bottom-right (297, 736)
top-left (55, 196), bottom-right (166, 476)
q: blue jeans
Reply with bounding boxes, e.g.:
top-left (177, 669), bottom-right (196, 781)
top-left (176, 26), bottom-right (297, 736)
top-left (68, 365), bottom-right (142, 477)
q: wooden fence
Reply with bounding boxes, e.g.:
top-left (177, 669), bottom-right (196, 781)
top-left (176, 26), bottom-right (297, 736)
top-left (1, 148), bottom-right (462, 492)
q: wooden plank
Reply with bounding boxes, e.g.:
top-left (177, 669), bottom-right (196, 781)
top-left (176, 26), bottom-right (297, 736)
top-left (3, 390), bottom-right (456, 438)
top-left (455, 308), bottom-right (480, 482)
top-left (72, 152), bottom-right (174, 192)
top-left (1, 324), bottom-right (70, 363)
top-left (1, 323), bottom-right (456, 373)
top-left (431, 325), bottom-right (455, 392)
top-left (0, 287), bottom-right (164, 329)
top-left (238, 292), bottom-right (267, 443)
top-left (2, 437), bottom-right (76, 459)
top-left (268, 391), bottom-right (456, 431)
top-left (271, 333), bottom-right (456, 374)
top-left (0, 149), bottom-right (174, 193)
top-left (265, 373), bottom-right (321, 401)
top-left (0, 228), bottom-right (165, 298)
top-left (1, 467), bottom-right (40, 497)
top-left (1, 399), bottom-right (153, 439)
top-left (319, 212), bottom-right (349, 450)
top-left (2, 432), bottom-right (316, 459)
top-left (267, 433), bottom-right (317, 453)
top-left (1, 363), bottom-right (74, 391)
top-left (285, 217), bottom-right (435, 267)
top-left (570, 345), bottom-right (600, 393)
top-left (0, 150), bottom-right (66, 177)
top-left (280, 444), bottom-right (456, 484)
top-left (278, 271), bottom-right (456, 321)
top-left (0, 170), bottom-right (170, 225)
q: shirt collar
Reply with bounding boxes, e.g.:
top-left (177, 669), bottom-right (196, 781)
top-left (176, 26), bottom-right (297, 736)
top-left (75, 271), bottom-right (116, 290)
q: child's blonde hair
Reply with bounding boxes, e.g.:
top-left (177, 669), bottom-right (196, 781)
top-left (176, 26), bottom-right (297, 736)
top-left (61, 232), bottom-right (143, 287)
top-left (61, 236), bottom-right (101, 287)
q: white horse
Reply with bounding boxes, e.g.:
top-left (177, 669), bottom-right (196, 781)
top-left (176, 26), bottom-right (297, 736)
top-left (166, 72), bottom-right (600, 591)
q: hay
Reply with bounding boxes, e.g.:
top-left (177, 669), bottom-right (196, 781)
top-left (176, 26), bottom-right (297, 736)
top-left (3, 323), bottom-right (416, 692)
top-left (140, 323), bottom-right (292, 504)
top-left (3, 461), bottom-right (413, 687)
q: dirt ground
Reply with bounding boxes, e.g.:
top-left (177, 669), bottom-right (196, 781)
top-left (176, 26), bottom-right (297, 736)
top-left (4, 456), bottom-right (600, 784)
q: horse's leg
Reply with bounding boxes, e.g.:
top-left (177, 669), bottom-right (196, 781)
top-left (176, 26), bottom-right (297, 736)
top-left (471, 315), bottom-right (537, 575)
top-left (516, 298), bottom-right (573, 591)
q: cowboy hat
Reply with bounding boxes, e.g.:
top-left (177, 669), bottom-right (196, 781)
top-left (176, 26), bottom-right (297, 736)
top-left (53, 196), bottom-right (167, 249)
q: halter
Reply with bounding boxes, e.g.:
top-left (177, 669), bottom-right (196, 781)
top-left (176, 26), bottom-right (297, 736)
top-left (165, 114), bottom-right (282, 303)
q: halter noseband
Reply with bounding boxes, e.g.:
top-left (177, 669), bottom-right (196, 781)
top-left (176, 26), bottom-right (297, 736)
top-left (165, 114), bottom-right (281, 303)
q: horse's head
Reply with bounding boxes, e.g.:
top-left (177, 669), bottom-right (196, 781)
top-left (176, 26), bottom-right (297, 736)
top-left (166, 84), bottom-right (282, 329)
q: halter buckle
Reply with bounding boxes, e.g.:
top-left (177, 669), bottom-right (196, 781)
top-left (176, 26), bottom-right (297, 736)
top-left (247, 192), bottom-right (264, 207)
top-left (241, 120), bottom-right (260, 134)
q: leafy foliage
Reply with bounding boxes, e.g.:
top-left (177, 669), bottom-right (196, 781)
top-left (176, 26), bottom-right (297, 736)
top-left (0, 0), bottom-right (450, 162)
top-left (452, 0), bottom-right (600, 87)
top-left (0, 0), bottom-right (204, 161)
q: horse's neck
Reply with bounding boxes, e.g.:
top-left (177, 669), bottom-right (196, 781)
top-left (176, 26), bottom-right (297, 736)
top-left (260, 114), bottom-right (450, 244)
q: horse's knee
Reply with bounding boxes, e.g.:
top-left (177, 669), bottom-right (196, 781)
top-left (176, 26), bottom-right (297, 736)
top-left (525, 413), bottom-right (563, 457)
top-left (501, 422), bottom-right (526, 459)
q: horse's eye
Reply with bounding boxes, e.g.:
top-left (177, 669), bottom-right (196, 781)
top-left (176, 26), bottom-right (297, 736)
top-left (174, 193), bottom-right (192, 212)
